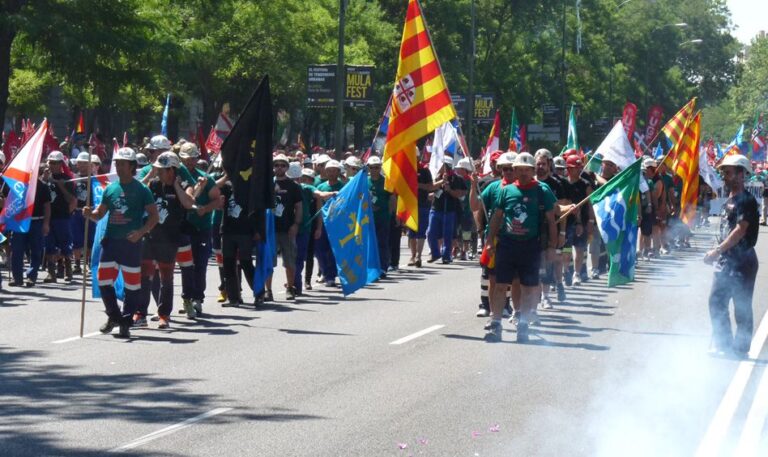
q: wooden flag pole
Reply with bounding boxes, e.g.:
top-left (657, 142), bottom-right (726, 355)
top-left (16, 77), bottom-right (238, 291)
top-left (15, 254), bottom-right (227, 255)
top-left (78, 157), bottom-right (94, 338)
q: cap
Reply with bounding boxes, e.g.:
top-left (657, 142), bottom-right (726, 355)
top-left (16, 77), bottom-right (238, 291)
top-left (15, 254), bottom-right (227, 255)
top-left (553, 156), bottom-right (566, 169)
top-left (90, 154), bottom-right (101, 165)
top-left (136, 153), bottom-right (149, 166)
top-left (566, 155), bottom-right (583, 168)
top-left (534, 148), bottom-right (553, 161)
top-left (148, 135), bottom-right (171, 151)
top-left (76, 151), bottom-right (91, 163)
top-left (642, 157), bottom-right (658, 169)
top-left (179, 143), bottom-right (200, 159)
top-left (114, 147), bottom-right (137, 162)
top-left (301, 168), bottom-right (316, 178)
top-left (325, 159), bottom-right (342, 170)
top-left (344, 156), bottom-right (363, 169)
top-left (456, 157), bottom-right (474, 172)
top-left (366, 156), bottom-right (382, 166)
top-left (47, 150), bottom-right (65, 162)
top-left (497, 152), bottom-right (517, 167)
top-left (273, 153), bottom-right (289, 164)
top-left (718, 154), bottom-right (752, 174)
top-left (513, 152), bottom-right (536, 168)
top-left (287, 162), bottom-right (303, 179)
top-left (314, 154), bottom-right (331, 165)
top-left (153, 151), bottom-right (180, 169)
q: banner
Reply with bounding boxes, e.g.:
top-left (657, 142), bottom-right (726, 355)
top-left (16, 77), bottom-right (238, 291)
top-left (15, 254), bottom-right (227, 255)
top-left (622, 102), bottom-right (638, 141)
top-left (644, 105), bottom-right (664, 144)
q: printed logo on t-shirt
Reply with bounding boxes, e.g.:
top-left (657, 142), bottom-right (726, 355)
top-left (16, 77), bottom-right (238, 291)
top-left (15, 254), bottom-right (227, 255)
top-left (505, 202), bottom-right (529, 236)
top-left (227, 195), bottom-right (242, 218)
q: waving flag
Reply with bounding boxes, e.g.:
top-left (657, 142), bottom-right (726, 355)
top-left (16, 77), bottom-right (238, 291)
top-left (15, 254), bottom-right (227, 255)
top-left (76, 112), bottom-right (85, 135)
top-left (589, 159), bottom-right (642, 287)
top-left (674, 112), bottom-right (701, 226)
top-left (653, 143), bottom-right (664, 161)
top-left (699, 146), bottom-right (723, 192)
top-left (160, 94), bottom-right (170, 137)
top-left (0, 120), bottom-right (48, 233)
top-left (215, 104), bottom-right (234, 140)
top-left (622, 102), bottom-right (638, 141)
top-left (205, 126), bottom-right (223, 154)
top-left (322, 169), bottom-right (381, 296)
top-left (2, 130), bottom-right (21, 162)
top-left (430, 120), bottom-right (459, 179)
top-left (660, 98), bottom-right (696, 165)
top-left (562, 104), bottom-right (579, 154)
top-left (480, 110), bottom-right (501, 174)
top-left (508, 108), bottom-right (521, 151)
top-left (751, 113), bottom-right (765, 162)
top-left (383, 0), bottom-right (458, 231)
top-left (716, 124), bottom-right (745, 166)
top-left (90, 174), bottom-right (122, 300)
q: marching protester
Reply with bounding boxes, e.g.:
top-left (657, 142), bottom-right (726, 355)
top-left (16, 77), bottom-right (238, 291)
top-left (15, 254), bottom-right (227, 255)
top-left (71, 152), bottom-right (100, 275)
top-left (9, 168), bottom-right (50, 287)
top-left (704, 154), bottom-right (760, 358)
top-left (427, 158), bottom-right (467, 264)
top-left (639, 158), bottom-right (658, 259)
top-left (483, 152), bottom-right (557, 342)
top-left (83, 147), bottom-right (159, 339)
top-left (43, 151), bottom-right (77, 283)
top-left (534, 149), bottom-right (568, 307)
top-left (134, 152), bottom-right (195, 329)
top-left (218, 169), bottom-right (257, 307)
top-left (563, 154), bottom-right (594, 286)
top-left (407, 156), bottom-right (434, 268)
top-left (315, 159), bottom-right (345, 287)
top-left (367, 155), bottom-right (395, 279)
top-left (588, 157), bottom-right (619, 279)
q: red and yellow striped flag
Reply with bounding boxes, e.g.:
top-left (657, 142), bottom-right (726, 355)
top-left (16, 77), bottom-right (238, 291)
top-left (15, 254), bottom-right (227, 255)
top-left (674, 111), bottom-right (701, 226)
top-left (383, 0), bottom-right (457, 231)
top-left (660, 98), bottom-right (696, 168)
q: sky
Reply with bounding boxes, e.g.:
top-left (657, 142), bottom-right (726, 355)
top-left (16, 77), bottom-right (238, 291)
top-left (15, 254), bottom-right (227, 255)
top-left (727, 0), bottom-right (767, 44)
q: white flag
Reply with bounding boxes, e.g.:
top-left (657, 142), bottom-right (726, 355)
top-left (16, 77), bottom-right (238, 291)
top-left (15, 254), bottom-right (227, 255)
top-left (699, 147), bottom-right (723, 192)
top-left (596, 121), bottom-right (648, 192)
top-left (430, 121), bottom-right (459, 180)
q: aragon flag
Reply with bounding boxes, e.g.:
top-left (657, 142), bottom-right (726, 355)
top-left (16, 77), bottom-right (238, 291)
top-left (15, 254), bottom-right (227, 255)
top-left (220, 76), bottom-right (274, 239)
top-left (383, 0), bottom-right (457, 231)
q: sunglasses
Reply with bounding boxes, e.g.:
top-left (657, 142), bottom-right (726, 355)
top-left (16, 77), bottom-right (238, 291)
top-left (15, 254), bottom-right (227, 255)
top-left (501, 166), bottom-right (514, 172)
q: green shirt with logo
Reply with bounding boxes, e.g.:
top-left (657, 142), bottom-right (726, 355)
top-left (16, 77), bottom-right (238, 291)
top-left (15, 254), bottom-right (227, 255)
top-left (495, 181), bottom-right (556, 242)
top-left (102, 179), bottom-right (154, 240)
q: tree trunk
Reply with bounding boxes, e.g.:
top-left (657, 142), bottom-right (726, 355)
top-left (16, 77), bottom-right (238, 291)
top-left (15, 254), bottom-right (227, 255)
top-left (0, 0), bottom-right (26, 128)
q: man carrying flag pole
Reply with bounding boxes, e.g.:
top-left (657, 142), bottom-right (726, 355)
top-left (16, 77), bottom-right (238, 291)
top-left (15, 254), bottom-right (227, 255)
top-left (383, 0), bottom-right (458, 232)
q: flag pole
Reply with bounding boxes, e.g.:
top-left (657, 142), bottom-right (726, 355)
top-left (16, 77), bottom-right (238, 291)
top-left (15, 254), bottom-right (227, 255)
top-left (78, 153), bottom-right (94, 338)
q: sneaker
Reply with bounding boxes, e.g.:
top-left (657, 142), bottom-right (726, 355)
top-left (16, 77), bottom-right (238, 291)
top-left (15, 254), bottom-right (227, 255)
top-left (590, 269), bottom-right (600, 280)
top-left (516, 321), bottom-right (530, 343)
top-left (572, 274), bottom-right (582, 286)
top-left (483, 319), bottom-right (494, 330)
top-left (660, 247), bottom-right (670, 255)
top-left (43, 274), bottom-right (56, 284)
top-left (468, 252), bottom-right (476, 261)
top-left (183, 299), bottom-right (197, 319)
top-left (132, 315), bottom-right (148, 328)
top-left (503, 304), bottom-right (512, 318)
top-left (193, 300), bottom-right (203, 315)
top-left (99, 318), bottom-right (118, 334)
top-left (580, 270), bottom-right (589, 283)
top-left (509, 311), bottom-right (521, 326)
top-left (556, 282), bottom-right (566, 302)
top-left (476, 307), bottom-right (490, 318)
top-left (265, 290), bottom-right (274, 302)
top-left (484, 320), bottom-right (502, 342)
top-left (179, 299), bottom-right (191, 314)
top-left (117, 321), bottom-right (131, 339)
top-left (217, 290), bottom-right (228, 303)
top-left (304, 282), bottom-right (312, 291)
top-left (286, 287), bottom-right (296, 301)
top-left (540, 297), bottom-right (553, 310)
top-left (157, 316), bottom-right (170, 329)
top-left (150, 314), bottom-right (160, 322)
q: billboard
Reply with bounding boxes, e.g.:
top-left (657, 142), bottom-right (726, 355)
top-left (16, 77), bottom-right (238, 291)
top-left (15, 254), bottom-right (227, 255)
top-left (307, 64), bottom-right (374, 108)
top-left (452, 93), bottom-right (496, 123)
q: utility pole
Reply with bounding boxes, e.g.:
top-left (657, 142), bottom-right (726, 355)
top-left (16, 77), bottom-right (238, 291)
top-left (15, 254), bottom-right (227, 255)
top-left (467, 0), bottom-right (476, 156)
top-left (335, 0), bottom-right (346, 154)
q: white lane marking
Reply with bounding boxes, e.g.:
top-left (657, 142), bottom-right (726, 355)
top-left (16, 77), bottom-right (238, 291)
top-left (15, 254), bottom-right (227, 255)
top-left (733, 365), bottom-right (768, 456)
top-left (390, 325), bottom-right (445, 345)
top-left (52, 331), bottom-right (101, 344)
top-left (695, 313), bottom-right (768, 457)
top-left (109, 407), bottom-right (232, 452)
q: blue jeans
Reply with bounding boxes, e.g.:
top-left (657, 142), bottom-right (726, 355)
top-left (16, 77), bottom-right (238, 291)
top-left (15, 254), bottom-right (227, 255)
top-left (426, 209), bottom-right (456, 261)
top-left (294, 232), bottom-right (310, 294)
top-left (11, 219), bottom-right (45, 283)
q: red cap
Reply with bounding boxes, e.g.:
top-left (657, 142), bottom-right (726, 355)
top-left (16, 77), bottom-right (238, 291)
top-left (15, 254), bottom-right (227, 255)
top-left (566, 155), bottom-right (583, 168)
top-left (489, 149), bottom-right (504, 164)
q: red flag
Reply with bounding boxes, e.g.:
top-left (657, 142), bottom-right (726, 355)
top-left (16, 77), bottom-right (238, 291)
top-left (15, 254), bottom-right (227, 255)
top-left (89, 134), bottom-right (106, 160)
top-left (704, 138), bottom-right (716, 165)
top-left (2, 130), bottom-right (21, 162)
top-left (622, 102), bottom-right (638, 141)
top-left (76, 112), bottom-right (85, 134)
top-left (204, 126), bottom-right (223, 154)
top-left (644, 105), bottom-right (664, 144)
top-left (196, 123), bottom-right (208, 161)
top-left (42, 126), bottom-right (59, 158)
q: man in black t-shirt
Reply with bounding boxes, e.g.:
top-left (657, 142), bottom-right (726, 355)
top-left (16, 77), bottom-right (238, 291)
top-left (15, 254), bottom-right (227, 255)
top-left (426, 160), bottom-right (467, 264)
top-left (535, 149), bottom-right (568, 307)
top-left (135, 152), bottom-right (195, 329)
top-left (267, 154), bottom-right (303, 301)
top-left (43, 151), bottom-right (76, 283)
top-left (219, 176), bottom-right (257, 307)
top-left (704, 154), bottom-right (759, 357)
top-left (563, 155), bottom-right (594, 286)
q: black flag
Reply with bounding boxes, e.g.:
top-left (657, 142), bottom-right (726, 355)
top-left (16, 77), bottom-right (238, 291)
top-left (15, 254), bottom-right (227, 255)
top-left (221, 76), bottom-right (274, 238)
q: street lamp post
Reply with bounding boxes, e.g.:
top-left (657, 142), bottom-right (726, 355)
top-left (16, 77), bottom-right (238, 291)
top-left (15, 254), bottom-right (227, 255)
top-left (335, 0), bottom-right (346, 154)
top-left (467, 0), bottom-right (476, 156)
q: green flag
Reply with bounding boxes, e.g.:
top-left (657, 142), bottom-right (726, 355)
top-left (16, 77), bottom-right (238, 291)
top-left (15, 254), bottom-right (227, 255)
top-left (584, 152), bottom-right (603, 174)
top-left (588, 158), bottom-right (641, 287)
top-left (508, 108), bottom-right (519, 151)
top-left (566, 104), bottom-right (578, 150)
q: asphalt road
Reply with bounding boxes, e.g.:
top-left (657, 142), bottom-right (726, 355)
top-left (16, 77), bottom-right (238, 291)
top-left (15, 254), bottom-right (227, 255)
top-left (1, 223), bottom-right (767, 456)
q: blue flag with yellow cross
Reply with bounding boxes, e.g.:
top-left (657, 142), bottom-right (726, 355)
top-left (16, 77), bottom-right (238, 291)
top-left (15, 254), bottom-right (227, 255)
top-left (321, 169), bottom-right (381, 296)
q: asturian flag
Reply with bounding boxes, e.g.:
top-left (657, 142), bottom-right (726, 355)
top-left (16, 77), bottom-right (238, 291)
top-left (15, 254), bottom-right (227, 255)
top-left (0, 119), bottom-right (48, 233)
top-left (589, 159), bottom-right (642, 287)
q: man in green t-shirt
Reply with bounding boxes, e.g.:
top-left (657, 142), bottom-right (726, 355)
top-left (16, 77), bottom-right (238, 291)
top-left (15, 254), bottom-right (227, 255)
top-left (315, 160), bottom-right (345, 287)
top-left (83, 147), bottom-right (159, 339)
top-left (367, 156), bottom-right (395, 279)
top-left (484, 152), bottom-right (557, 343)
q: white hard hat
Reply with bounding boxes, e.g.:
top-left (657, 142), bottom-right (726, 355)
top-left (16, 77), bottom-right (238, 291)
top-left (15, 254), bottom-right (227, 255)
top-left (325, 159), bottom-right (342, 170)
top-left (513, 152), bottom-right (536, 168)
top-left (114, 147), bottom-right (137, 162)
top-left (273, 153), bottom-right (289, 164)
top-left (148, 135), bottom-right (171, 151)
top-left (534, 148), bottom-right (553, 161)
top-left (344, 156), bottom-right (363, 169)
top-left (496, 152), bottom-right (517, 166)
top-left (287, 162), bottom-right (303, 179)
top-left (642, 157), bottom-right (658, 169)
top-left (153, 151), bottom-right (180, 169)
top-left (90, 154), bottom-right (102, 165)
top-left (47, 150), bottom-right (65, 162)
top-left (718, 154), bottom-right (752, 174)
top-left (136, 152), bottom-right (149, 166)
top-left (366, 156), bottom-right (382, 166)
top-left (76, 151), bottom-right (91, 163)
top-left (301, 168), bottom-right (316, 178)
top-left (553, 156), bottom-right (566, 169)
top-left (314, 154), bottom-right (331, 165)
top-left (179, 142), bottom-right (200, 159)
top-left (456, 157), bottom-right (474, 172)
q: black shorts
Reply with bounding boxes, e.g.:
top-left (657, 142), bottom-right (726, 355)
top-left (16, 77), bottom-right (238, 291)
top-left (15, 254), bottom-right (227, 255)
top-left (564, 224), bottom-right (587, 249)
top-left (495, 237), bottom-right (541, 287)
top-left (640, 211), bottom-right (654, 236)
top-left (142, 238), bottom-right (178, 264)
